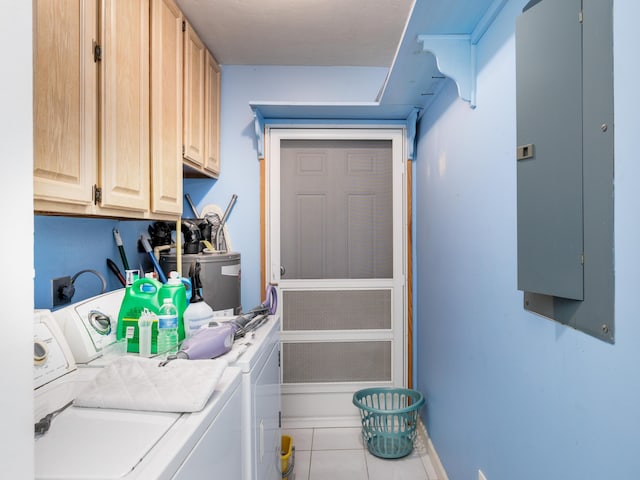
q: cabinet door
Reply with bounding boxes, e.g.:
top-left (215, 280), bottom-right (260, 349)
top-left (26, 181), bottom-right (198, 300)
top-left (172, 383), bottom-right (242, 479)
top-left (253, 344), bottom-right (282, 480)
top-left (150, 0), bottom-right (183, 215)
top-left (100, 0), bottom-right (150, 212)
top-left (203, 50), bottom-right (221, 177)
top-left (183, 21), bottom-right (205, 168)
top-left (34, 0), bottom-right (98, 206)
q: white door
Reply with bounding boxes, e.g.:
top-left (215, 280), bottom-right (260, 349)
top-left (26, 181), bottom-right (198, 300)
top-left (266, 128), bottom-right (407, 427)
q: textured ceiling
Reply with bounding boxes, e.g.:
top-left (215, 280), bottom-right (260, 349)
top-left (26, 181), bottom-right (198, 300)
top-left (176, 0), bottom-right (414, 66)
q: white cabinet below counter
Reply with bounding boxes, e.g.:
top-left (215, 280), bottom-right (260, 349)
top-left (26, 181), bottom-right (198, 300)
top-left (170, 368), bottom-right (243, 480)
top-left (229, 316), bottom-right (282, 480)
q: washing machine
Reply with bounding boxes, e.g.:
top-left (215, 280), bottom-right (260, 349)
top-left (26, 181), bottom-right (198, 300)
top-left (52, 288), bottom-right (125, 364)
top-left (34, 296), bottom-right (243, 479)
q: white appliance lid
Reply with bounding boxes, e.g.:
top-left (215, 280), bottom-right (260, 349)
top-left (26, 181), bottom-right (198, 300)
top-left (35, 407), bottom-right (179, 479)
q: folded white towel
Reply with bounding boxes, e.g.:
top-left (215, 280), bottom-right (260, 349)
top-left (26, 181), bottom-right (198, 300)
top-left (74, 356), bottom-right (227, 413)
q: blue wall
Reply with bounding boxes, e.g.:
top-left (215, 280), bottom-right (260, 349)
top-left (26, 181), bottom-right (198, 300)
top-left (415, 1), bottom-right (640, 479)
top-left (184, 65), bottom-right (388, 308)
top-left (34, 216), bottom-right (152, 309)
top-left (33, 66), bottom-right (388, 310)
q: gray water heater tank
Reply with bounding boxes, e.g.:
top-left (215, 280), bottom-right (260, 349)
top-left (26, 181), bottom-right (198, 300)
top-left (160, 252), bottom-right (241, 315)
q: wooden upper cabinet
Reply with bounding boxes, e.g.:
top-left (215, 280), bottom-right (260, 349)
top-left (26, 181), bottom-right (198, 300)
top-left (204, 49), bottom-right (221, 177)
top-left (33, 0), bottom-right (98, 206)
top-left (182, 21), bottom-right (221, 179)
top-left (150, 0), bottom-right (183, 215)
top-left (182, 20), bottom-right (205, 169)
top-left (34, 0), bottom-right (221, 217)
top-left (100, 0), bottom-right (150, 212)
top-left (33, 0), bottom-right (181, 220)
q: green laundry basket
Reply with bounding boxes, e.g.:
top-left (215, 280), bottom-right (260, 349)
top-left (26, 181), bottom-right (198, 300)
top-left (353, 387), bottom-right (425, 459)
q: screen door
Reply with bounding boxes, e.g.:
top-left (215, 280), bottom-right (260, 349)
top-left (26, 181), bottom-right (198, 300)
top-left (266, 128), bottom-right (407, 425)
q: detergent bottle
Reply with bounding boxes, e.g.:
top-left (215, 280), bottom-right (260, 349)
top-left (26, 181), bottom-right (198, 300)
top-left (157, 271), bottom-right (189, 344)
top-left (117, 277), bottom-right (162, 353)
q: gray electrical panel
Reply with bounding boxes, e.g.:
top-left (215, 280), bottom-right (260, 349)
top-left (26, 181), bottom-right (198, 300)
top-left (516, 0), bottom-right (614, 342)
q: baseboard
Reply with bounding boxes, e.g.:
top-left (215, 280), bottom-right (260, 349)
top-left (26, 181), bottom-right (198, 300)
top-left (418, 420), bottom-right (449, 480)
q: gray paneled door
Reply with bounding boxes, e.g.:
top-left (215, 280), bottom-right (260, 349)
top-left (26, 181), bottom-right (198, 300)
top-left (280, 139), bottom-right (393, 281)
top-left (266, 128), bottom-right (407, 426)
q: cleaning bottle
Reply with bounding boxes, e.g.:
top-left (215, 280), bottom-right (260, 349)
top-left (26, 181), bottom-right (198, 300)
top-left (157, 271), bottom-right (189, 344)
top-left (117, 277), bottom-right (162, 353)
top-left (183, 261), bottom-right (215, 337)
top-left (157, 298), bottom-right (179, 355)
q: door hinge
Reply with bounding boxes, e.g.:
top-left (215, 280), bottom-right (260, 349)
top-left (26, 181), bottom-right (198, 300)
top-left (93, 185), bottom-right (102, 205)
top-left (278, 411), bottom-right (281, 428)
top-left (579, 10), bottom-right (583, 24)
top-left (278, 350), bottom-right (281, 368)
top-left (93, 41), bottom-right (102, 62)
top-left (182, 144), bottom-right (185, 156)
top-left (182, 20), bottom-right (186, 32)
top-left (581, 253), bottom-right (585, 265)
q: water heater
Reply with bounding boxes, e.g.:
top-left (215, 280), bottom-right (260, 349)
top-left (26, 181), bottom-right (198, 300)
top-left (160, 252), bottom-right (241, 315)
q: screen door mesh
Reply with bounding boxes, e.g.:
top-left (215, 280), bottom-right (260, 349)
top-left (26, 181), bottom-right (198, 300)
top-left (282, 290), bottom-right (391, 331)
top-left (280, 139), bottom-right (393, 280)
top-left (283, 341), bottom-right (392, 383)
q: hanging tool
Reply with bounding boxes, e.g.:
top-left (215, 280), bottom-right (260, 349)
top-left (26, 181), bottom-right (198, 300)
top-left (184, 193), bottom-right (201, 218)
top-left (106, 258), bottom-right (126, 287)
top-left (181, 219), bottom-right (202, 254)
top-left (264, 284), bottom-right (278, 315)
top-left (140, 236), bottom-right (168, 283)
top-left (148, 221), bottom-right (173, 248)
top-left (189, 261), bottom-right (204, 302)
top-left (112, 228), bottom-right (130, 271)
top-left (215, 194), bottom-right (238, 251)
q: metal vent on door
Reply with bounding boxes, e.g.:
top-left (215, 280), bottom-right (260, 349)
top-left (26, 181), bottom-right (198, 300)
top-left (283, 341), bottom-right (392, 383)
top-left (282, 290), bottom-right (391, 331)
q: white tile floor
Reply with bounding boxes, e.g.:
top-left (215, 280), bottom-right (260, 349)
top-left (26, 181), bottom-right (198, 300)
top-left (281, 426), bottom-right (439, 480)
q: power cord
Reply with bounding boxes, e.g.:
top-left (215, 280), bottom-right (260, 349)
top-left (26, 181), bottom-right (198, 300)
top-left (34, 400), bottom-right (73, 436)
top-left (59, 269), bottom-right (108, 303)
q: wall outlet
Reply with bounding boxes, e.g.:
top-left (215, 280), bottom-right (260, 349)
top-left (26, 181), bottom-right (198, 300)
top-left (52, 276), bottom-right (73, 307)
top-left (478, 469), bottom-right (488, 480)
